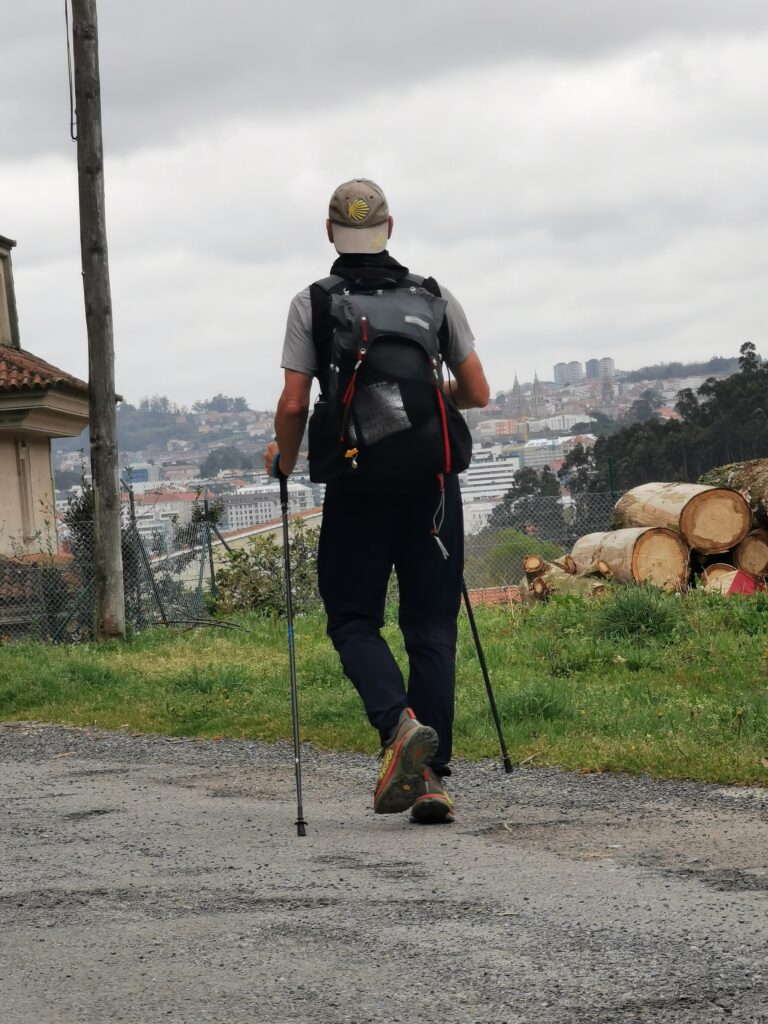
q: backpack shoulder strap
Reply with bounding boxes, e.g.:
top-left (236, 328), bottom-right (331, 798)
top-left (309, 276), bottom-right (348, 395)
top-left (313, 274), bottom-right (347, 295)
top-left (402, 272), bottom-right (442, 298)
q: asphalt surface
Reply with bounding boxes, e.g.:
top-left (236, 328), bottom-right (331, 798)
top-left (1, 721), bottom-right (767, 1024)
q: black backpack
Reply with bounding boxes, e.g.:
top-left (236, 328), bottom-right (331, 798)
top-left (307, 274), bottom-right (472, 490)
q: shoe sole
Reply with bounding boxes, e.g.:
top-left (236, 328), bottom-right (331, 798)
top-left (374, 726), bottom-right (439, 815)
top-left (410, 794), bottom-right (456, 825)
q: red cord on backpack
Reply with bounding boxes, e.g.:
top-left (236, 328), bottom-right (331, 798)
top-left (339, 316), bottom-right (369, 442)
top-left (434, 386), bottom-right (452, 475)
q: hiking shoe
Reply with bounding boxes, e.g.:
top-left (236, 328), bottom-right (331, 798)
top-left (373, 709), bottom-right (439, 815)
top-left (410, 766), bottom-right (456, 824)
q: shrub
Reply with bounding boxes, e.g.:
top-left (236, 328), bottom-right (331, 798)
top-left (464, 528), bottom-right (563, 587)
top-left (215, 520), bottom-right (320, 616)
top-left (592, 585), bottom-right (682, 645)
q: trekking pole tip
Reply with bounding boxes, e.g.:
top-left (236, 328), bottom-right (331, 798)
top-left (296, 819), bottom-right (307, 837)
top-left (503, 756), bottom-right (515, 774)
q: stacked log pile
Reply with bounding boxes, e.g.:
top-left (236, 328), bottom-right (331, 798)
top-left (522, 460), bottom-right (768, 600)
top-left (519, 553), bottom-right (611, 603)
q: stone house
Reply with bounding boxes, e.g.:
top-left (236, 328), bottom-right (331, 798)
top-left (0, 234), bottom-right (89, 556)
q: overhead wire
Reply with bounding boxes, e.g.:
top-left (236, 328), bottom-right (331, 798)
top-left (64, 0), bottom-right (77, 141)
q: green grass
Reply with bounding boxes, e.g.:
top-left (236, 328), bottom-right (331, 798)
top-left (2, 589), bottom-right (768, 785)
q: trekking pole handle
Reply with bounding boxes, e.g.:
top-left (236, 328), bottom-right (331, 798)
top-left (272, 451), bottom-right (288, 506)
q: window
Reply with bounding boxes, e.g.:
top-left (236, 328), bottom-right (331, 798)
top-left (15, 439), bottom-right (36, 540)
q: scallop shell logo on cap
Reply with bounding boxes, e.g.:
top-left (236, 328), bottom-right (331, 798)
top-left (347, 197), bottom-right (370, 222)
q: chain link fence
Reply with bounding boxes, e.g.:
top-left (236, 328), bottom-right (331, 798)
top-left (0, 491), bottom-right (621, 642)
top-left (463, 492), bottom-right (619, 589)
top-left (0, 518), bottom-right (216, 644)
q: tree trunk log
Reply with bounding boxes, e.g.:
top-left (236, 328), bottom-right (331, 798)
top-left (613, 482), bottom-right (750, 554)
top-left (523, 555), bottom-right (545, 580)
top-left (579, 559), bottom-right (613, 580)
top-left (572, 527), bottom-right (689, 588)
top-left (734, 529), bottom-right (768, 578)
top-left (699, 459), bottom-right (768, 529)
top-left (553, 554), bottom-right (578, 575)
top-left (699, 562), bottom-right (735, 586)
top-left (703, 569), bottom-right (739, 594)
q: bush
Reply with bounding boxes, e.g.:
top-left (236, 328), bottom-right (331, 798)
top-left (592, 586), bottom-right (683, 645)
top-left (464, 527), bottom-right (563, 587)
top-left (215, 520), bottom-right (320, 616)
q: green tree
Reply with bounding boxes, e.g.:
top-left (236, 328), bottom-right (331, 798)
top-left (486, 466), bottom-right (565, 544)
top-left (215, 520), bottom-right (319, 616)
top-left (622, 388), bottom-right (662, 426)
top-left (592, 343), bottom-right (768, 487)
top-left (199, 446), bottom-right (254, 477)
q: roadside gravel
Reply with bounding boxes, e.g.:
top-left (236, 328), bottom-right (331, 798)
top-left (1, 721), bottom-right (767, 1024)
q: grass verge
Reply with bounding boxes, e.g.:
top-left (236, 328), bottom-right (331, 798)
top-left (1, 589), bottom-right (768, 785)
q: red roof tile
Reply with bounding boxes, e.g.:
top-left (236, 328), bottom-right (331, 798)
top-left (0, 345), bottom-right (88, 394)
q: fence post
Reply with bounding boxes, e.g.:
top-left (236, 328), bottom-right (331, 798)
top-left (203, 499), bottom-right (217, 596)
top-left (607, 457), bottom-right (618, 503)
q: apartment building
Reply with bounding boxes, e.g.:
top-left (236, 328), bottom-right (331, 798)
top-left (222, 483), bottom-right (314, 531)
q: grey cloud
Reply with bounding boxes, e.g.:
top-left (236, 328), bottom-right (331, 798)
top-left (4, 1), bottom-right (768, 159)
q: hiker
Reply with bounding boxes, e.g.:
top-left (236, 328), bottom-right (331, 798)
top-left (264, 178), bottom-right (489, 823)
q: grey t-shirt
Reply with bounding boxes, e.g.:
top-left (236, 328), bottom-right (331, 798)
top-left (281, 281), bottom-right (475, 379)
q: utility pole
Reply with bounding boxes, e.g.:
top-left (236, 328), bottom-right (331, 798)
top-left (72, 0), bottom-right (125, 639)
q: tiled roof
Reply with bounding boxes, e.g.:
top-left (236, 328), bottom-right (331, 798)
top-left (0, 345), bottom-right (88, 394)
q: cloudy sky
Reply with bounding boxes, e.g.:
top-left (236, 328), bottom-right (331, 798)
top-left (2, 1), bottom-right (767, 409)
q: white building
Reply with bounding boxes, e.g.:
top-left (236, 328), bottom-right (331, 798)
top-left (121, 462), bottom-right (161, 494)
top-left (462, 501), bottom-right (499, 535)
top-left (527, 414), bottom-right (595, 433)
top-left (459, 449), bottom-right (520, 505)
top-left (599, 357), bottom-right (615, 379)
top-left (222, 483), bottom-right (313, 531)
top-left (553, 362), bottom-right (568, 386)
top-left (522, 437), bottom-right (567, 469)
top-left (566, 361), bottom-right (583, 383)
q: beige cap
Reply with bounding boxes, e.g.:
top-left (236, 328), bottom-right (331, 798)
top-left (328, 178), bottom-right (390, 254)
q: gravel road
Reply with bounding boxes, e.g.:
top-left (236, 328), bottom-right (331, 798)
top-left (1, 720), bottom-right (767, 1024)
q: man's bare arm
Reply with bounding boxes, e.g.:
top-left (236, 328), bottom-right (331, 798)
top-left (444, 352), bottom-right (490, 409)
top-left (264, 369), bottom-right (312, 475)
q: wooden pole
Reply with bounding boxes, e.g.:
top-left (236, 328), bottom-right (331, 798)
top-left (72, 0), bottom-right (125, 640)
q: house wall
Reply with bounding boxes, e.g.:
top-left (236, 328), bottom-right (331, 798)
top-left (0, 434), bottom-right (57, 555)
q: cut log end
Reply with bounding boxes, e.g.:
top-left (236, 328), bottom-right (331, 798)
top-left (572, 527), bottom-right (689, 588)
top-left (735, 529), bottom-right (768, 578)
top-left (700, 562), bottom-right (737, 586)
top-left (523, 555), bottom-right (546, 580)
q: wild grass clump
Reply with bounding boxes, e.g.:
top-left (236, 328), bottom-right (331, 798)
top-left (592, 585), bottom-right (683, 644)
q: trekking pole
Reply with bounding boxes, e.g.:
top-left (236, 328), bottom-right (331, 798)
top-left (279, 471), bottom-right (308, 836)
top-left (461, 580), bottom-right (514, 774)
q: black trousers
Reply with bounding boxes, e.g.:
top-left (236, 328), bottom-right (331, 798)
top-left (318, 474), bottom-right (463, 774)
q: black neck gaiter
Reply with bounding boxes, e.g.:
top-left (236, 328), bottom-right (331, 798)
top-left (330, 251), bottom-right (410, 291)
